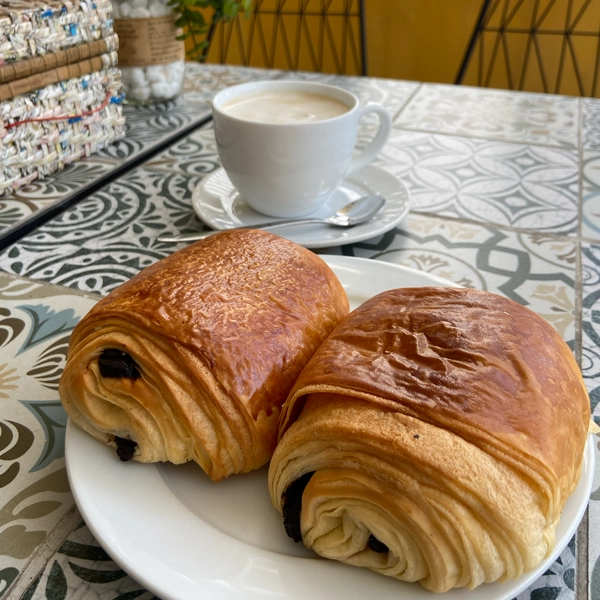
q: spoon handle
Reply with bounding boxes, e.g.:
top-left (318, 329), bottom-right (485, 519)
top-left (258, 217), bottom-right (323, 229)
top-left (157, 218), bottom-right (323, 243)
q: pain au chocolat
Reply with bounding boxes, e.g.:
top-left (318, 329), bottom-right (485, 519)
top-left (59, 229), bottom-right (349, 481)
top-left (268, 286), bottom-right (590, 592)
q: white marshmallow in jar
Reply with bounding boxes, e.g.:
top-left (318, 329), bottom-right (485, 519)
top-left (112, 0), bottom-right (185, 105)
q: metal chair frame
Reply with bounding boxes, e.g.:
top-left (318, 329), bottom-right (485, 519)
top-left (455, 0), bottom-right (600, 96)
top-left (210, 0), bottom-right (368, 76)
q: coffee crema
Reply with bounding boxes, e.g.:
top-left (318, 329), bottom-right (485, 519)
top-left (220, 90), bottom-right (350, 124)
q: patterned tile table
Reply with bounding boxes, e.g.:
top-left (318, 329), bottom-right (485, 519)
top-left (0, 64), bottom-right (281, 248)
top-left (0, 72), bottom-right (599, 600)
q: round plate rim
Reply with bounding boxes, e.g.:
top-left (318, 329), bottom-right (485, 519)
top-left (65, 257), bottom-right (595, 600)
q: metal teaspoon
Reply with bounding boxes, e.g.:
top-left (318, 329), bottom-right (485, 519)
top-left (156, 194), bottom-right (386, 243)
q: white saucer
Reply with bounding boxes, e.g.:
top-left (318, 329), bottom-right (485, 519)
top-left (192, 165), bottom-right (411, 248)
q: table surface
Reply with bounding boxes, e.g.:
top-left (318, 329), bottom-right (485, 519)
top-left (0, 64), bottom-right (599, 600)
top-left (0, 63), bottom-right (283, 249)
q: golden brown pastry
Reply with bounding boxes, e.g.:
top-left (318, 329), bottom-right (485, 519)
top-left (268, 287), bottom-right (590, 592)
top-left (59, 229), bottom-right (349, 481)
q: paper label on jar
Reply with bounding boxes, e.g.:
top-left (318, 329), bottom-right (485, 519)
top-left (114, 16), bottom-right (185, 67)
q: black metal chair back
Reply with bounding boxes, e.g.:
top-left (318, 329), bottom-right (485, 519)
top-left (206, 0), bottom-right (367, 76)
top-left (455, 0), bottom-right (600, 96)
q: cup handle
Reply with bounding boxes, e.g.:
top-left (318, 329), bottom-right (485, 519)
top-left (346, 103), bottom-right (392, 176)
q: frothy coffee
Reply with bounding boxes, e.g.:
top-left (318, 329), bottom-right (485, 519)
top-left (221, 90), bottom-right (350, 124)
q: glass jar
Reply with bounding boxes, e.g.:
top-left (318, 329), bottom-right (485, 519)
top-left (112, 0), bottom-right (185, 105)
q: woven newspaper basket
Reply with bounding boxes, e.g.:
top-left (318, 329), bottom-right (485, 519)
top-left (0, 1), bottom-right (126, 195)
top-left (0, 0), bottom-right (114, 63)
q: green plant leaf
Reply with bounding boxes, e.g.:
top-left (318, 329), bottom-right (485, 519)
top-left (186, 10), bottom-right (207, 24)
top-left (170, 0), bottom-right (254, 62)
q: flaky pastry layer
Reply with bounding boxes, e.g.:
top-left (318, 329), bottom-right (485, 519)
top-left (269, 287), bottom-right (590, 591)
top-left (60, 229), bottom-right (349, 480)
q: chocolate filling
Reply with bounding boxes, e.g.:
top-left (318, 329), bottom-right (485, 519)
top-left (282, 472), bottom-right (390, 552)
top-left (282, 471), bottom-right (315, 542)
top-left (99, 349), bottom-right (140, 380)
top-left (115, 436), bottom-right (137, 461)
top-left (368, 534), bottom-right (389, 553)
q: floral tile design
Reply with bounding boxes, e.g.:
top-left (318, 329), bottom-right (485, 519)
top-left (0, 213), bottom-right (585, 600)
top-left (0, 67), bottom-right (595, 600)
top-left (582, 98), bottom-right (600, 153)
top-left (0, 125), bottom-right (579, 330)
top-left (0, 274), bottom-right (98, 600)
top-left (395, 84), bottom-right (580, 149)
top-left (323, 213), bottom-right (577, 345)
top-left (0, 104), bottom-right (208, 242)
top-left (582, 242), bottom-right (600, 426)
top-left (581, 242), bottom-right (600, 600)
top-left (21, 522), bottom-right (158, 600)
top-left (582, 152), bottom-right (600, 242)
top-left (365, 129), bottom-right (580, 235)
top-left (0, 65), bottom-right (281, 241)
top-left (0, 129), bottom-right (219, 295)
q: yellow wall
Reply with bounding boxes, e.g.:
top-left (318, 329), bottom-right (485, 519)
top-left (364, 0), bottom-right (600, 96)
top-left (194, 0), bottom-right (483, 82)
top-left (363, 0), bottom-right (483, 83)
top-left (190, 0), bottom-right (600, 97)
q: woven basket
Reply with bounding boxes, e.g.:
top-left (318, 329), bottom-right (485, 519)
top-left (0, 0), bottom-right (114, 64)
top-left (0, 65), bottom-right (125, 195)
top-left (0, 1), bottom-right (125, 195)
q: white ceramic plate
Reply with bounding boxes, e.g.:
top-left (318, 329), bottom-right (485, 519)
top-left (191, 166), bottom-right (410, 248)
top-left (65, 256), bottom-right (595, 600)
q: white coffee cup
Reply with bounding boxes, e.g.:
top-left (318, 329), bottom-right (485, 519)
top-left (212, 80), bottom-right (392, 218)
